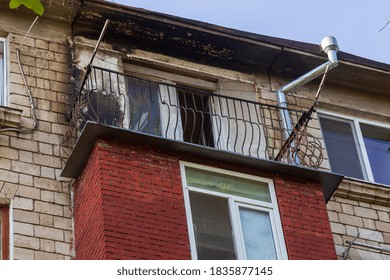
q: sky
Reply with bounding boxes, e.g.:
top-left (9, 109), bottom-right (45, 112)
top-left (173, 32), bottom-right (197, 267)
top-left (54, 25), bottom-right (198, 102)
top-left (106, 0), bottom-right (390, 64)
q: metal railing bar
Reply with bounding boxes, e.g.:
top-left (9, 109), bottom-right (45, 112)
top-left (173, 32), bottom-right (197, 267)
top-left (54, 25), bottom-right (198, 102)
top-left (70, 66), bottom-right (324, 169)
top-left (89, 66), bottom-right (306, 113)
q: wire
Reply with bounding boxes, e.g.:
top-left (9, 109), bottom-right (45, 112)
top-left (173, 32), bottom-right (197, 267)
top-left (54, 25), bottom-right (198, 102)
top-left (0, 16), bottom-right (39, 134)
top-left (378, 20), bottom-right (390, 33)
top-left (315, 65), bottom-right (330, 101)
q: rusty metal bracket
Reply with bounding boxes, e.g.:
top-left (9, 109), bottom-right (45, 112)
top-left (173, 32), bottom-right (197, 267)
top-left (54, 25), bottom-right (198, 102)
top-left (343, 233), bottom-right (390, 259)
top-left (342, 233), bottom-right (360, 260)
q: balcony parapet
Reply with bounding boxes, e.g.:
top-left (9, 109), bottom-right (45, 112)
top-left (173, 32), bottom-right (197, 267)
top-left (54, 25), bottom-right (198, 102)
top-left (62, 66), bottom-right (324, 169)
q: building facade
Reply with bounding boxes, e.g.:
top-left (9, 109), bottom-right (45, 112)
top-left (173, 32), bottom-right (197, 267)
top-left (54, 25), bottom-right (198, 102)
top-left (0, 0), bottom-right (389, 260)
top-left (0, 0), bottom-right (79, 259)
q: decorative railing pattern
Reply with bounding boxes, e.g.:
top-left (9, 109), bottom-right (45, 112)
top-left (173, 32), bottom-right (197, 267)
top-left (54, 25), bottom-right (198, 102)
top-left (62, 66), bottom-right (323, 168)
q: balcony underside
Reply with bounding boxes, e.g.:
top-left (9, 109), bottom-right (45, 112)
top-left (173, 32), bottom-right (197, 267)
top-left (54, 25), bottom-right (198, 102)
top-left (61, 121), bottom-right (342, 203)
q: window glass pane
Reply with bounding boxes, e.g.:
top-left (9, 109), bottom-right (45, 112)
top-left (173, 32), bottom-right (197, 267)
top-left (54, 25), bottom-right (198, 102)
top-left (185, 167), bottom-right (271, 202)
top-left (127, 77), bottom-right (161, 136)
top-left (360, 124), bottom-right (390, 185)
top-left (319, 117), bottom-right (365, 179)
top-left (239, 207), bottom-right (277, 260)
top-left (189, 191), bottom-right (236, 260)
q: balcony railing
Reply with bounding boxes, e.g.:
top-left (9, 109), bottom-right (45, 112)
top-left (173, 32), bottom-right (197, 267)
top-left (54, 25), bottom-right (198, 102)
top-left (62, 66), bottom-right (324, 168)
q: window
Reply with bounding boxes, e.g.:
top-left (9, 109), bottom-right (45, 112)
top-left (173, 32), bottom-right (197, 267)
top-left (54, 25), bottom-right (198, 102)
top-left (0, 205), bottom-right (9, 260)
top-left (177, 86), bottom-right (214, 147)
top-left (126, 76), bottom-right (162, 136)
top-left (181, 162), bottom-right (287, 260)
top-left (319, 113), bottom-right (390, 186)
top-left (125, 74), bottom-right (215, 146)
top-left (0, 38), bottom-right (7, 106)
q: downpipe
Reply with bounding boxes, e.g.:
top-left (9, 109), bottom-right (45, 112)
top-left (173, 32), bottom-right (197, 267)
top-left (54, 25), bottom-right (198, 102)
top-left (276, 36), bottom-right (339, 164)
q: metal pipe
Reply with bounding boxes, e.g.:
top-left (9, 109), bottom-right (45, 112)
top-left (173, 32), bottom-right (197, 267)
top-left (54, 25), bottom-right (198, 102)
top-left (343, 233), bottom-right (390, 259)
top-left (90, 19), bottom-right (111, 66)
top-left (276, 36), bottom-right (339, 163)
top-left (66, 19), bottom-right (110, 122)
top-left (346, 240), bottom-right (390, 254)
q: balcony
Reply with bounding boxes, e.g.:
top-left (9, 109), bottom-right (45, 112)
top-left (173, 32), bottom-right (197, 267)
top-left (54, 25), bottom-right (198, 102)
top-left (62, 66), bottom-right (324, 169)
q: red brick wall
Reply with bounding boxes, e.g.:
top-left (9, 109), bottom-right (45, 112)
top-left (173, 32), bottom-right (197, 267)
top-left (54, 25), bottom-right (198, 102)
top-left (274, 178), bottom-right (337, 260)
top-left (73, 139), bottom-right (336, 260)
top-left (74, 140), bottom-right (191, 260)
top-left (73, 144), bottom-right (107, 259)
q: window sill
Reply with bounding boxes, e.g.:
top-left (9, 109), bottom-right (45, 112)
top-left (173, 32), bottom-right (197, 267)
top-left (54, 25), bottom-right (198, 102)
top-left (0, 105), bottom-right (23, 129)
top-left (343, 176), bottom-right (390, 189)
top-left (335, 177), bottom-right (390, 206)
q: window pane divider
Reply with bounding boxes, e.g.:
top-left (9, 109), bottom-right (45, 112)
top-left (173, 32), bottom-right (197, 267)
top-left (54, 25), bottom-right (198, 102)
top-left (353, 119), bottom-right (375, 182)
top-left (230, 200), bottom-right (246, 259)
top-left (186, 186), bottom-right (274, 208)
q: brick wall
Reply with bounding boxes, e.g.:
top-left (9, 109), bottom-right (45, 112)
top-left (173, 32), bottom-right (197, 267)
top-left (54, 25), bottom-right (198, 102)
top-left (73, 138), bottom-right (336, 260)
top-left (73, 144), bottom-right (106, 259)
top-left (0, 16), bottom-right (73, 259)
top-left (73, 140), bottom-right (191, 260)
top-left (328, 180), bottom-right (390, 259)
top-left (274, 178), bottom-right (337, 259)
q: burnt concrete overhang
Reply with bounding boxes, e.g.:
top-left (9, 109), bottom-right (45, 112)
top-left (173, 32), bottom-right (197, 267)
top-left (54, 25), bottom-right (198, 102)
top-left (73, 0), bottom-right (390, 96)
top-left (61, 122), bottom-right (343, 203)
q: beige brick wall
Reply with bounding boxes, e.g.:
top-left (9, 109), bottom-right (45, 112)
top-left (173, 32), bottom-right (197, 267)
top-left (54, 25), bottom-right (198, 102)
top-left (0, 14), bottom-right (74, 259)
top-left (328, 180), bottom-right (390, 260)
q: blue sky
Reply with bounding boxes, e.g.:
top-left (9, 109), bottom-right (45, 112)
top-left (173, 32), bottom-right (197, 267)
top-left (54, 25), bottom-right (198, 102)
top-left (107, 0), bottom-right (390, 64)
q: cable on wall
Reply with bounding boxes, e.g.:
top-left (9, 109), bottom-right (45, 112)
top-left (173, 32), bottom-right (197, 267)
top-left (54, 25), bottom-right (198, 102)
top-left (0, 16), bottom-right (39, 134)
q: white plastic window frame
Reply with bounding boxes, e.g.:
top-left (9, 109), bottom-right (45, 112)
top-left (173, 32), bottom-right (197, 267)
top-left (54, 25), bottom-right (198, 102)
top-left (180, 161), bottom-right (288, 260)
top-left (0, 37), bottom-right (7, 106)
top-left (318, 110), bottom-right (390, 186)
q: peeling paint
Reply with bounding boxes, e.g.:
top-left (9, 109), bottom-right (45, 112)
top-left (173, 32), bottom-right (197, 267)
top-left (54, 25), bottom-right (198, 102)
top-left (202, 44), bottom-right (232, 59)
top-left (84, 12), bottom-right (103, 20)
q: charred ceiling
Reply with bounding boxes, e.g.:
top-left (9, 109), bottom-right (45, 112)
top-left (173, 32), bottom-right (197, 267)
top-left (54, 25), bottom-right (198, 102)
top-left (72, 3), bottom-right (284, 74)
top-left (73, 0), bottom-right (390, 96)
